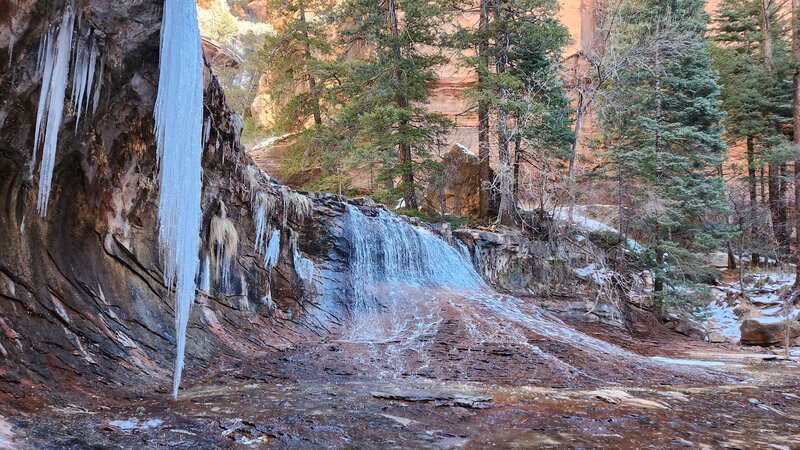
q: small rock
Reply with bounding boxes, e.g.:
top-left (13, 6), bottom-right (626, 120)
top-left (381, 414), bottom-right (415, 427)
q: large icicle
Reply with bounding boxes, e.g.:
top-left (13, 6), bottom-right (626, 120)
top-left (154, 0), bottom-right (204, 399)
top-left (32, 4), bottom-right (75, 215)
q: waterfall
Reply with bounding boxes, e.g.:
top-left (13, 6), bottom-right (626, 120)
top-left (153, 0), bottom-right (204, 398)
top-left (342, 205), bottom-right (633, 378)
top-left (347, 205), bottom-right (483, 306)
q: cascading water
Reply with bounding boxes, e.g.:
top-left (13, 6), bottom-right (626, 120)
top-left (341, 205), bottom-right (638, 380)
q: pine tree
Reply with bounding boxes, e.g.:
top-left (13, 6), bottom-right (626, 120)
top-left (711, 0), bottom-right (793, 263)
top-left (323, 0), bottom-right (453, 208)
top-left (260, 0), bottom-right (336, 133)
top-left (452, 0), bottom-right (572, 224)
top-left (603, 0), bottom-right (731, 296)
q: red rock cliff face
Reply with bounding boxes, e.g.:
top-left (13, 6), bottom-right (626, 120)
top-left (0, 0), bottom-right (332, 401)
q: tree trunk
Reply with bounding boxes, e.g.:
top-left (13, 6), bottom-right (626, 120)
top-left (513, 133), bottom-right (521, 200)
top-left (478, 0), bottom-right (491, 219)
top-left (769, 164), bottom-right (789, 253)
top-left (654, 222), bottom-right (664, 294)
top-left (494, 0), bottom-right (515, 226)
top-left (762, 0), bottom-right (789, 254)
top-left (792, 0), bottom-right (800, 292)
top-left (387, 0), bottom-right (416, 209)
top-left (654, 47), bottom-right (664, 294)
top-left (762, 0), bottom-right (775, 71)
top-left (299, 1), bottom-right (322, 126)
top-left (568, 92), bottom-right (584, 222)
top-left (747, 136), bottom-right (758, 204)
top-left (727, 241), bottom-right (737, 270)
top-left (747, 136), bottom-right (760, 266)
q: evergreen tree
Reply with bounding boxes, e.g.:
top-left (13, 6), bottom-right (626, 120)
top-left (710, 0), bottom-right (793, 258)
top-left (452, 0), bottom-right (572, 224)
top-left (260, 0), bottom-right (336, 133)
top-left (322, 0), bottom-right (453, 208)
top-left (198, 0), bottom-right (240, 45)
top-left (603, 0), bottom-right (731, 296)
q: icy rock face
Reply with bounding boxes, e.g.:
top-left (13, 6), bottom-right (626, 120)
top-left (0, 0), bottom-right (316, 400)
top-left (327, 205), bottom-right (643, 379)
top-left (153, 0), bottom-right (205, 398)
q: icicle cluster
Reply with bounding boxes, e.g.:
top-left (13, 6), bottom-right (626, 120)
top-left (253, 192), bottom-right (277, 255)
top-left (264, 229), bottom-right (281, 269)
top-left (209, 202), bottom-right (239, 289)
top-left (33, 4), bottom-right (75, 214)
top-left (32, 3), bottom-right (105, 215)
top-left (153, 0), bottom-right (204, 399)
top-left (281, 186), bottom-right (313, 227)
top-left (71, 31), bottom-right (102, 131)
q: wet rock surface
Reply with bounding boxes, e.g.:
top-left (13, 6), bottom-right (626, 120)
top-left (3, 322), bottom-right (800, 449)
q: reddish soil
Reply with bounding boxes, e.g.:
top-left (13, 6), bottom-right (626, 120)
top-left (3, 305), bottom-right (799, 449)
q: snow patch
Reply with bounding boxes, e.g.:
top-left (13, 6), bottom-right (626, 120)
top-left (700, 300), bottom-right (741, 342)
top-left (108, 418), bottom-right (163, 432)
top-left (574, 263), bottom-right (614, 285)
top-left (553, 209), bottom-right (642, 252)
top-left (651, 357), bottom-right (724, 367)
top-left (250, 133), bottom-right (292, 152)
top-left (456, 143), bottom-right (476, 157)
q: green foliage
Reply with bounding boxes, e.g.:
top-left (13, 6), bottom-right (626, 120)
top-left (710, 0), bottom-right (792, 153)
top-left (198, 0), bottom-right (240, 44)
top-left (259, 0), bottom-right (336, 133)
top-left (451, 0), bottom-right (574, 174)
top-left (601, 0), bottom-right (732, 298)
top-left (395, 209), bottom-right (472, 228)
top-left (658, 283), bottom-right (715, 311)
top-left (312, 0), bottom-right (454, 206)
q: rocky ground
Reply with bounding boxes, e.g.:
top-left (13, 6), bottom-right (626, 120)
top-left (3, 303), bottom-right (799, 449)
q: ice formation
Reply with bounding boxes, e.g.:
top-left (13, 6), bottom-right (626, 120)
top-left (71, 32), bottom-right (99, 131)
top-left (264, 229), bottom-right (281, 269)
top-left (32, 4), bottom-right (75, 214)
top-left (291, 231), bottom-right (315, 282)
top-left (153, 0), bottom-right (205, 398)
top-left (339, 205), bottom-right (645, 378)
top-left (253, 192), bottom-right (276, 253)
top-left (281, 187), bottom-right (313, 227)
top-left (199, 255), bottom-right (211, 295)
top-left (209, 202), bottom-right (239, 289)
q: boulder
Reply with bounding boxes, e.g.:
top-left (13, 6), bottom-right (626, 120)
top-left (664, 313), bottom-right (707, 340)
top-left (740, 317), bottom-right (800, 347)
top-left (424, 145), bottom-right (482, 217)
